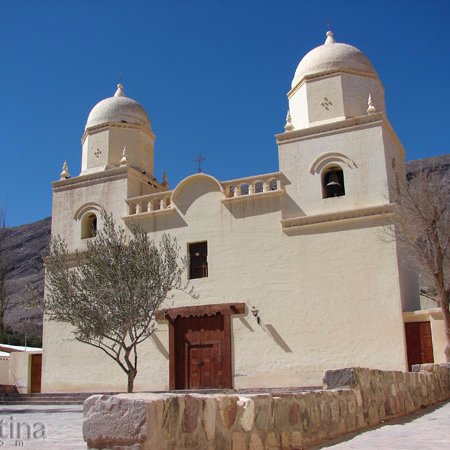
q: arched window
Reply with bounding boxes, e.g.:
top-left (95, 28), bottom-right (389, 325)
top-left (322, 166), bottom-right (345, 198)
top-left (81, 213), bottom-right (97, 239)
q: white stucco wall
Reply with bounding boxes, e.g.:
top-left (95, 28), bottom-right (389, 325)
top-left (42, 45), bottom-right (413, 393)
top-left (289, 73), bottom-right (384, 130)
top-left (8, 352), bottom-right (32, 393)
top-left (42, 173), bottom-right (407, 392)
top-left (0, 359), bottom-right (9, 384)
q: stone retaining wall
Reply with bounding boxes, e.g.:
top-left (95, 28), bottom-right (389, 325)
top-left (83, 363), bottom-right (450, 450)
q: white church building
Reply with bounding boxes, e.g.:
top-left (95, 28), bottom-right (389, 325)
top-left (41, 32), bottom-right (446, 393)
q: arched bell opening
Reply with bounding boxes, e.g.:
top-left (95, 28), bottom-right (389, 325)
top-left (81, 213), bottom-right (97, 239)
top-left (322, 166), bottom-right (345, 198)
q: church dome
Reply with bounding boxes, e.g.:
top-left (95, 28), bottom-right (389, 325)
top-left (85, 84), bottom-right (151, 129)
top-left (291, 32), bottom-right (377, 88)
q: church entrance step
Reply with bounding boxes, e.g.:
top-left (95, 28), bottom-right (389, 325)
top-left (0, 392), bottom-right (115, 405)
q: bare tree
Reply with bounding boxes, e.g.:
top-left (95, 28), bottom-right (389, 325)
top-left (392, 168), bottom-right (450, 361)
top-left (41, 213), bottom-right (192, 392)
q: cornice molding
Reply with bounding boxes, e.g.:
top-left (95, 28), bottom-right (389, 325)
top-left (281, 203), bottom-right (395, 230)
top-left (288, 69), bottom-right (381, 99)
top-left (275, 113), bottom-right (405, 158)
top-left (276, 113), bottom-right (384, 144)
top-left (81, 121), bottom-right (155, 144)
top-left (52, 166), bottom-right (129, 192)
top-left (52, 166), bottom-right (165, 194)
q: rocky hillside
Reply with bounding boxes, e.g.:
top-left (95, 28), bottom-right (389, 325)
top-left (1, 155), bottom-right (449, 336)
top-left (1, 217), bottom-right (50, 336)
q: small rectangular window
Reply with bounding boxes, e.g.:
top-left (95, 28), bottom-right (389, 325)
top-left (188, 241), bottom-right (208, 279)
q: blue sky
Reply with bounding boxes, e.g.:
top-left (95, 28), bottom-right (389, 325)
top-left (1, 0), bottom-right (448, 226)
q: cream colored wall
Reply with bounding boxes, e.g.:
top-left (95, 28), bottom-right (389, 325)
top-left (0, 359), bottom-right (9, 384)
top-left (51, 172), bottom-right (129, 253)
top-left (289, 73), bottom-right (384, 130)
top-left (81, 129), bottom-right (110, 173)
top-left (279, 120), bottom-right (391, 219)
top-left (42, 175), bottom-right (407, 392)
top-left (107, 127), bottom-right (154, 176)
top-left (306, 75), bottom-right (346, 125)
top-left (340, 73), bottom-right (385, 118)
top-left (8, 352), bottom-right (35, 393)
top-left (81, 126), bottom-right (154, 176)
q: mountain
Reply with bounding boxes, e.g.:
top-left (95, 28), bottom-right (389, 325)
top-left (1, 155), bottom-right (449, 336)
top-left (1, 217), bottom-right (50, 336)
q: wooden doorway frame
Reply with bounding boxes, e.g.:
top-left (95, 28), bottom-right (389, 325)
top-left (405, 321), bottom-right (434, 370)
top-left (158, 303), bottom-right (245, 390)
top-left (30, 353), bottom-right (42, 393)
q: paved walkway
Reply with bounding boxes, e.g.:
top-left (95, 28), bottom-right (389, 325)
top-left (0, 400), bottom-right (449, 449)
top-left (0, 405), bottom-right (83, 449)
top-left (316, 400), bottom-right (450, 449)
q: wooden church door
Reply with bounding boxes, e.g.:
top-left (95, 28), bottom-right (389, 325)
top-left (405, 321), bottom-right (434, 370)
top-left (174, 313), bottom-right (231, 389)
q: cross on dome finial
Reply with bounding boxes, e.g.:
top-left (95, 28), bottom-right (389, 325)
top-left (114, 83), bottom-right (126, 97)
top-left (325, 30), bottom-right (336, 45)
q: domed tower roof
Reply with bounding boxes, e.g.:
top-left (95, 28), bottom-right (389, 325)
top-left (291, 31), bottom-right (378, 89)
top-left (85, 84), bottom-right (151, 130)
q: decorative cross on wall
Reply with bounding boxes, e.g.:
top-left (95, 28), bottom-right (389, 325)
top-left (195, 153), bottom-right (206, 173)
top-left (94, 149), bottom-right (102, 158)
top-left (321, 97), bottom-right (333, 111)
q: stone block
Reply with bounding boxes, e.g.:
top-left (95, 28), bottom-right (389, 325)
top-left (162, 396), bottom-right (183, 439)
top-left (232, 431), bottom-right (247, 450)
top-left (254, 396), bottom-right (272, 431)
top-left (265, 431), bottom-right (280, 450)
top-left (182, 395), bottom-right (201, 433)
top-left (239, 397), bottom-right (255, 432)
top-left (319, 398), bottom-right (331, 424)
top-left (323, 368), bottom-right (356, 389)
top-left (355, 390), bottom-right (363, 407)
top-left (203, 397), bottom-right (216, 441)
top-left (274, 397), bottom-right (289, 430)
top-left (308, 397), bottom-right (321, 432)
top-left (249, 431), bottom-right (264, 450)
top-left (330, 398), bottom-right (340, 424)
top-left (288, 402), bottom-right (300, 426)
top-left (83, 395), bottom-right (147, 449)
top-left (218, 396), bottom-right (239, 429)
top-left (182, 433), bottom-right (200, 449)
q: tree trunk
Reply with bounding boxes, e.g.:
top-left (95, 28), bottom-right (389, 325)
top-left (127, 368), bottom-right (137, 393)
top-left (441, 300), bottom-right (450, 362)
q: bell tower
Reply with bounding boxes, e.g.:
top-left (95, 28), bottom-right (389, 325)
top-left (81, 84), bottom-right (155, 176)
top-left (288, 31), bottom-right (385, 130)
top-left (278, 32), bottom-right (405, 219)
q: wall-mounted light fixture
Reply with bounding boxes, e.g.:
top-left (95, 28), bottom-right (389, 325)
top-left (251, 306), bottom-right (261, 325)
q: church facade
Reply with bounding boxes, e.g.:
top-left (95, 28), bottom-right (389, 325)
top-left (42, 32), bottom-right (436, 393)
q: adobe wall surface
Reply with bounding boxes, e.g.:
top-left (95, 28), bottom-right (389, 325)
top-left (42, 179), bottom-right (407, 392)
top-left (83, 363), bottom-right (450, 450)
top-left (0, 359), bottom-right (9, 384)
